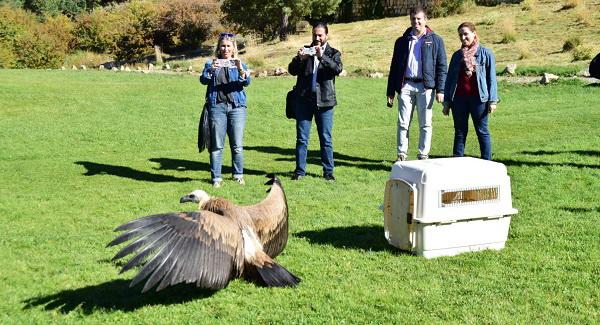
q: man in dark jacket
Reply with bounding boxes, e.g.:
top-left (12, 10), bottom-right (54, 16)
top-left (386, 6), bottom-right (447, 161)
top-left (288, 22), bottom-right (343, 181)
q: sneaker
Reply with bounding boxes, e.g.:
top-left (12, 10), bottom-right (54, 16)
top-left (417, 155), bottom-right (428, 160)
top-left (324, 174), bottom-right (336, 181)
top-left (234, 177), bottom-right (245, 185)
top-left (291, 174), bottom-right (304, 181)
top-left (396, 154), bottom-right (407, 162)
top-left (212, 180), bottom-right (223, 188)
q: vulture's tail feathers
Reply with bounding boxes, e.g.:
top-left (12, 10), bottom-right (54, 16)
top-left (256, 262), bottom-right (301, 287)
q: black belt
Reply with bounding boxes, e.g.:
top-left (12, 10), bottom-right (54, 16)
top-left (405, 77), bottom-right (423, 82)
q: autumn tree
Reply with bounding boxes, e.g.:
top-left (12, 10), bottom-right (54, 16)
top-left (221, 0), bottom-right (341, 41)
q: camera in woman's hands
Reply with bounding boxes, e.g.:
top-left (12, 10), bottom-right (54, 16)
top-left (214, 59), bottom-right (237, 68)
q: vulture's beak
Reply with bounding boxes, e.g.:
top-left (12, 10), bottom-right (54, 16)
top-left (180, 195), bottom-right (196, 204)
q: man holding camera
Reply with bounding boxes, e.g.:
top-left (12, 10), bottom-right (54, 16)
top-left (288, 22), bottom-right (343, 181)
top-left (387, 6), bottom-right (447, 161)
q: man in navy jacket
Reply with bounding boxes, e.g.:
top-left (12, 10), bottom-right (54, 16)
top-left (386, 6), bottom-right (447, 161)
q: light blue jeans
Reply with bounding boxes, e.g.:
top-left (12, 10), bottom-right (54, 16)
top-left (397, 82), bottom-right (434, 159)
top-left (208, 102), bottom-right (246, 182)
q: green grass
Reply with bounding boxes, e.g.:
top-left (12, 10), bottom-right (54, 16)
top-left (1, 70), bottom-right (599, 324)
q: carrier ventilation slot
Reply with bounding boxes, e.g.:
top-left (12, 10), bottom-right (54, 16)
top-left (441, 186), bottom-right (499, 207)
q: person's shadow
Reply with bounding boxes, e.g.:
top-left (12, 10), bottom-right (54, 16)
top-left (245, 145), bottom-right (391, 172)
top-left (75, 161), bottom-right (195, 183)
top-left (23, 279), bottom-right (217, 314)
top-left (148, 157), bottom-right (268, 176)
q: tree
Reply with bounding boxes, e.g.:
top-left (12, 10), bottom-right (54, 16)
top-left (221, 0), bottom-right (342, 41)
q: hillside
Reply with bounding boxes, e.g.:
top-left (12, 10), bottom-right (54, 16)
top-left (186, 0), bottom-right (600, 75)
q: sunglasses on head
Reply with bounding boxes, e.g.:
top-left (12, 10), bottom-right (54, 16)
top-left (219, 32), bottom-right (235, 39)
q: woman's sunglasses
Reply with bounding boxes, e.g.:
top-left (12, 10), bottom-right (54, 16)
top-left (219, 32), bottom-right (235, 39)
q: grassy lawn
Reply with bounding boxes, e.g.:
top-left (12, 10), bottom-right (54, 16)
top-left (1, 69), bottom-right (599, 323)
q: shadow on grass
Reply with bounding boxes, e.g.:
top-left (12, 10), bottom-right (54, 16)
top-left (496, 158), bottom-right (599, 169)
top-left (245, 145), bottom-right (391, 172)
top-left (521, 150), bottom-right (600, 157)
top-left (148, 158), bottom-right (268, 176)
top-left (75, 161), bottom-right (195, 183)
top-left (295, 225), bottom-right (403, 253)
top-left (23, 279), bottom-right (217, 314)
top-left (560, 206), bottom-right (600, 213)
top-left (585, 83), bottom-right (600, 87)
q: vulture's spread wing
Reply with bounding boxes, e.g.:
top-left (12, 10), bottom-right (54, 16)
top-left (244, 176), bottom-right (289, 257)
top-left (107, 211), bottom-right (244, 292)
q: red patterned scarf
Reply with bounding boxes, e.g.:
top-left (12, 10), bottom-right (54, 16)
top-left (461, 36), bottom-right (479, 77)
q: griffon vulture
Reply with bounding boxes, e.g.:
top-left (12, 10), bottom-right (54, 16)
top-left (107, 175), bottom-right (300, 292)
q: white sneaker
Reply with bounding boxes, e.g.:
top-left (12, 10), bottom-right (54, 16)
top-left (234, 177), bottom-right (245, 185)
top-left (213, 180), bottom-right (223, 188)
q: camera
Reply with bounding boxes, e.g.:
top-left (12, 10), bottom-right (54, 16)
top-left (214, 59), bottom-right (237, 68)
top-left (301, 46), bottom-right (317, 56)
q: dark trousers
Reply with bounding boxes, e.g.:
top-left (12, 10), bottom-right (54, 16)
top-left (451, 96), bottom-right (492, 160)
top-left (294, 98), bottom-right (334, 176)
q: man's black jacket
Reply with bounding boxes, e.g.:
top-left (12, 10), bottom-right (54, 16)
top-left (288, 44), bottom-right (343, 107)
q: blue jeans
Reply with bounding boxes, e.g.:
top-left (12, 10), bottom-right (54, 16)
top-left (451, 96), bottom-right (491, 160)
top-left (209, 102), bottom-right (246, 182)
top-left (295, 99), bottom-right (334, 176)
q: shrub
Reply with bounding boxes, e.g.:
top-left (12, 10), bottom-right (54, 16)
top-left (23, 0), bottom-right (89, 17)
top-left (522, 0), bottom-right (537, 10)
top-left (500, 18), bottom-right (516, 43)
top-left (527, 10), bottom-right (539, 25)
top-left (575, 7), bottom-right (592, 26)
top-left (478, 13), bottom-right (498, 26)
top-left (0, 46), bottom-right (17, 68)
top-left (562, 36), bottom-right (581, 52)
top-left (154, 0), bottom-right (222, 52)
top-left (73, 8), bottom-right (119, 53)
top-left (572, 45), bottom-right (592, 61)
top-left (110, 0), bottom-right (159, 62)
top-left (42, 14), bottom-right (75, 49)
top-left (0, 5), bottom-right (73, 68)
top-left (561, 0), bottom-right (582, 9)
top-left (245, 55), bottom-right (265, 69)
top-left (13, 31), bottom-right (66, 68)
top-left (429, 0), bottom-right (470, 18)
top-left (518, 44), bottom-right (532, 60)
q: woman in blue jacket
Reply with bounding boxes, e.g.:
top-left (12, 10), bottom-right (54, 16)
top-left (200, 33), bottom-right (251, 187)
top-left (443, 22), bottom-right (498, 160)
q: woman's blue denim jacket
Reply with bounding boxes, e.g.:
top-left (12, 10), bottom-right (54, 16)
top-left (200, 60), bottom-right (251, 107)
top-left (443, 45), bottom-right (499, 106)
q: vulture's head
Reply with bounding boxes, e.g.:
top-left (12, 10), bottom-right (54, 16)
top-left (180, 190), bottom-right (210, 209)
